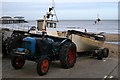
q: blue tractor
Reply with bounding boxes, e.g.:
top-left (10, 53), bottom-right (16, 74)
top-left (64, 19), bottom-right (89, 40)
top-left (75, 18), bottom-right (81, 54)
top-left (11, 33), bottom-right (77, 76)
top-left (11, 5), bottom-right (77, 76)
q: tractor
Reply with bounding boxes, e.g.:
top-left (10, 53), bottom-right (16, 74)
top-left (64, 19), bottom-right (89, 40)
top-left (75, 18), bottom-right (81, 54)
top-left (11, 32), bottom-right (76, 76)
top-left (11, 6), bottom-right (77, 76)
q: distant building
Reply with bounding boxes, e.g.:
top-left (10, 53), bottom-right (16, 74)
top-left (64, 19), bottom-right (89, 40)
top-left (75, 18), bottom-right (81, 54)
top-left (1, 16), bottom-right (12, 19)
top-left (0, 16), bottom-right (28, 24)
top-left (14, 16), bottom-right (25, 20)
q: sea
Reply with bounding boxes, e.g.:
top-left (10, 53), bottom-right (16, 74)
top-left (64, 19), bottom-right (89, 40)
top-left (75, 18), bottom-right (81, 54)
top-left (0, 20), bottom-right (118, 34)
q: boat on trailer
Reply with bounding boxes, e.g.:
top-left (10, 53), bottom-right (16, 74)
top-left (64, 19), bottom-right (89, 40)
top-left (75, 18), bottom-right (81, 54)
top-left (44, 28), bottom-right (105, 53)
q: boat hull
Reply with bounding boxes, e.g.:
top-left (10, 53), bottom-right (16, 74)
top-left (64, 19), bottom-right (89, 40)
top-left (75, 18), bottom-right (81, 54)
top-left (69, 34), bottom-right (104, 52)
top-left (46, 30), bottom-right (104, 52)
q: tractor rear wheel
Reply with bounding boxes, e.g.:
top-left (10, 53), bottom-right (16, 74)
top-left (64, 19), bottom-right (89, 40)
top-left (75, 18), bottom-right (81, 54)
top-left (2, 37), bottom-right (10, 57)
top-left (6, 32), bottom-right (25, 56)
top-left (60, 42), bottom-right (76, 69)
top-left (11, 55), bottom-right (25, 69)
top-left (37, 57), bottom-right (50, 76)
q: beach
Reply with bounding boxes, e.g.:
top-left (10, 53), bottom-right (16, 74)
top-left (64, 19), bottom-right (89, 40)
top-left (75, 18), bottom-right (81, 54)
top-left (105, 34), bottom-right (119, 42)
top-left (104, 34), bottom-right (119, 58)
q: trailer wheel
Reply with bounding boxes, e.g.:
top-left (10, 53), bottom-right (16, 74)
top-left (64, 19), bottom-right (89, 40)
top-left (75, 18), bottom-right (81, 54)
top-left (97, 49), bottom-right (103, 60)
top-left (102, 48), bottom-right (109, 58)
top-left (37, 57), bottom-right (50, 76)
top-left (60, 42), bottom-right (76, 69)
top-left (11, 55), bottom-right (25, 69)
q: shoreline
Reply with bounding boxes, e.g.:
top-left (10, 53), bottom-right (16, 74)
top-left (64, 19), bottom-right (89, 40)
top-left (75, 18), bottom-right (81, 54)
top-left (104, 34), bottom-right (119, 42)
top-left (104, 34), bottom-right (119, 58)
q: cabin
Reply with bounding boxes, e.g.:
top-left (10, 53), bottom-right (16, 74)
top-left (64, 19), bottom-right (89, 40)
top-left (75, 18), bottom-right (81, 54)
top-left (37, 19), bottom-right (57, 31)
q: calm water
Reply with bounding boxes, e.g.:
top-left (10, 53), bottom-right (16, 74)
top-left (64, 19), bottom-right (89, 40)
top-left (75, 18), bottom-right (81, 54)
top-left (0, 20), bottom-right (118, 34)
top-left (57, 20), bottom-right (118, 34)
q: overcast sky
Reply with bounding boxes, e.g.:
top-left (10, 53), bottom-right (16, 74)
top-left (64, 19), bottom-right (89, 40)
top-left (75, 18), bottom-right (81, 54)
top-left (1, 0), bottom-right (119, 20)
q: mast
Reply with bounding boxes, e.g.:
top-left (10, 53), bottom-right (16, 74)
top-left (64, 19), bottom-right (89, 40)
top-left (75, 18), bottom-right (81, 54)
top-left (42, 0), bottom-right (58, 36)
top-left (97, 13), bottom-right (99, 19)
top-left (46, 0), bottom-right (59, 22)
top-left (52, 0), bottom-right (55, 8)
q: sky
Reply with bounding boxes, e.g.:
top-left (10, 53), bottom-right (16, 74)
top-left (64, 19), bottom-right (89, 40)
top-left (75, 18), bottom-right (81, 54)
top-left (0, 0), bottom-right (119, 20)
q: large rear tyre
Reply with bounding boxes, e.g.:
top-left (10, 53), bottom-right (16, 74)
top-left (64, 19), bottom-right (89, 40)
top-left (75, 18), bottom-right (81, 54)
top-left (11, 55), bottom-right (25, 69)
top-left (60, 42), bottom-right (76, 69)
top-left (3, 32), bottom-right (25, 57)
top-left (37, 57), bottom-right (50, 76)
top-left (2, 37), bottom-right (10, 57)
top-left (9, 32), bottom-right (25, 50)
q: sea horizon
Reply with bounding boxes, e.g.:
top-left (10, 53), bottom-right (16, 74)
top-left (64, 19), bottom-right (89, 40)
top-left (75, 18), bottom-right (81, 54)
top-left (0, 20), bottom-right (119, 34)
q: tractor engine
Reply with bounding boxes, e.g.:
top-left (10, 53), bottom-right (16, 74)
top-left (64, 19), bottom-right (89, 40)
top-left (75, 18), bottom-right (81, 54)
top-left (15, 37), bottom-right (55, 56)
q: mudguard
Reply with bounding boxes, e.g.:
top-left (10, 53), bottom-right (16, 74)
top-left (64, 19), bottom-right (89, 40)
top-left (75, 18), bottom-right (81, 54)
top-left (60, 39), bottom-right (72, 47)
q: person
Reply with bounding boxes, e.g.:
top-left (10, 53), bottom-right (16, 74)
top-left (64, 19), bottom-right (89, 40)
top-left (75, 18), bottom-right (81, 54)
top-left (94, 20), bottom-right (97, 24)
top-left (85, 29), bottom-right (87, 32)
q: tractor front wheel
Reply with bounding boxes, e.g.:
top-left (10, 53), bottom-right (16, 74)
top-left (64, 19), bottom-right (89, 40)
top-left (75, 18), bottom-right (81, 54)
top-left (11, 55), bottom-right (25, 69)
top-left (60, 42), bottom-right (76, 69)
top-left (37, 57), bottom-right (50, 76)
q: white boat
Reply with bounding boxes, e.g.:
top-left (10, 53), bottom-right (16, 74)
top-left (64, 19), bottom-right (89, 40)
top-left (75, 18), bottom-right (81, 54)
top-left (35, 1), bottom-right (105, 53)
top-left (45, 29), bottom-right (105, 52)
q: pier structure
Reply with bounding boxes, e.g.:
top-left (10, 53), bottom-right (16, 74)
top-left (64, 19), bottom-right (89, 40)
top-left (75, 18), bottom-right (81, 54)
top-left (0, 16), bottom-right (28, 24)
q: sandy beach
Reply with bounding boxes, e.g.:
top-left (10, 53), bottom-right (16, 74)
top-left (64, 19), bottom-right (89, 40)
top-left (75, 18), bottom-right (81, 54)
top-left (105, 34), bottom-right (119, 42)
top-left (104, 34), bottom-right (119, 58)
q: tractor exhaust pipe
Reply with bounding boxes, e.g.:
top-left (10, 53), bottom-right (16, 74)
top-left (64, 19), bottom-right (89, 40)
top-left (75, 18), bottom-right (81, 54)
top-left (42, 15), bottom-right (46, 40)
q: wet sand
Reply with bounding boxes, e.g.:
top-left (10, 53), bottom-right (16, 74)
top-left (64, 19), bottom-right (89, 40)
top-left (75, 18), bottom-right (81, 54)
top-left (105, 34), bottom-right (119, 42)
top-left (104, 34), bottom-right (119, 58)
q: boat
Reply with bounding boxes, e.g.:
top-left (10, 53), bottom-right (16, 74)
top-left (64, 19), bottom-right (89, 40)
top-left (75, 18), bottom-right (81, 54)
top-left (34, 1), bottom-right (105, 53)
top-left (2, 0), bottom-right (106, 57)
top-left (94, 14), bottom-right (101, 24)
top-left (44, 29), bottom-right (105, 52)
top-left (66, 30), bottom-right (105, 52)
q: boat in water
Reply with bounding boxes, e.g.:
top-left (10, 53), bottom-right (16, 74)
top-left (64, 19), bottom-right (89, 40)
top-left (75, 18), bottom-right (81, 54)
top-left (94, 14), bottom-right (101, 24)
